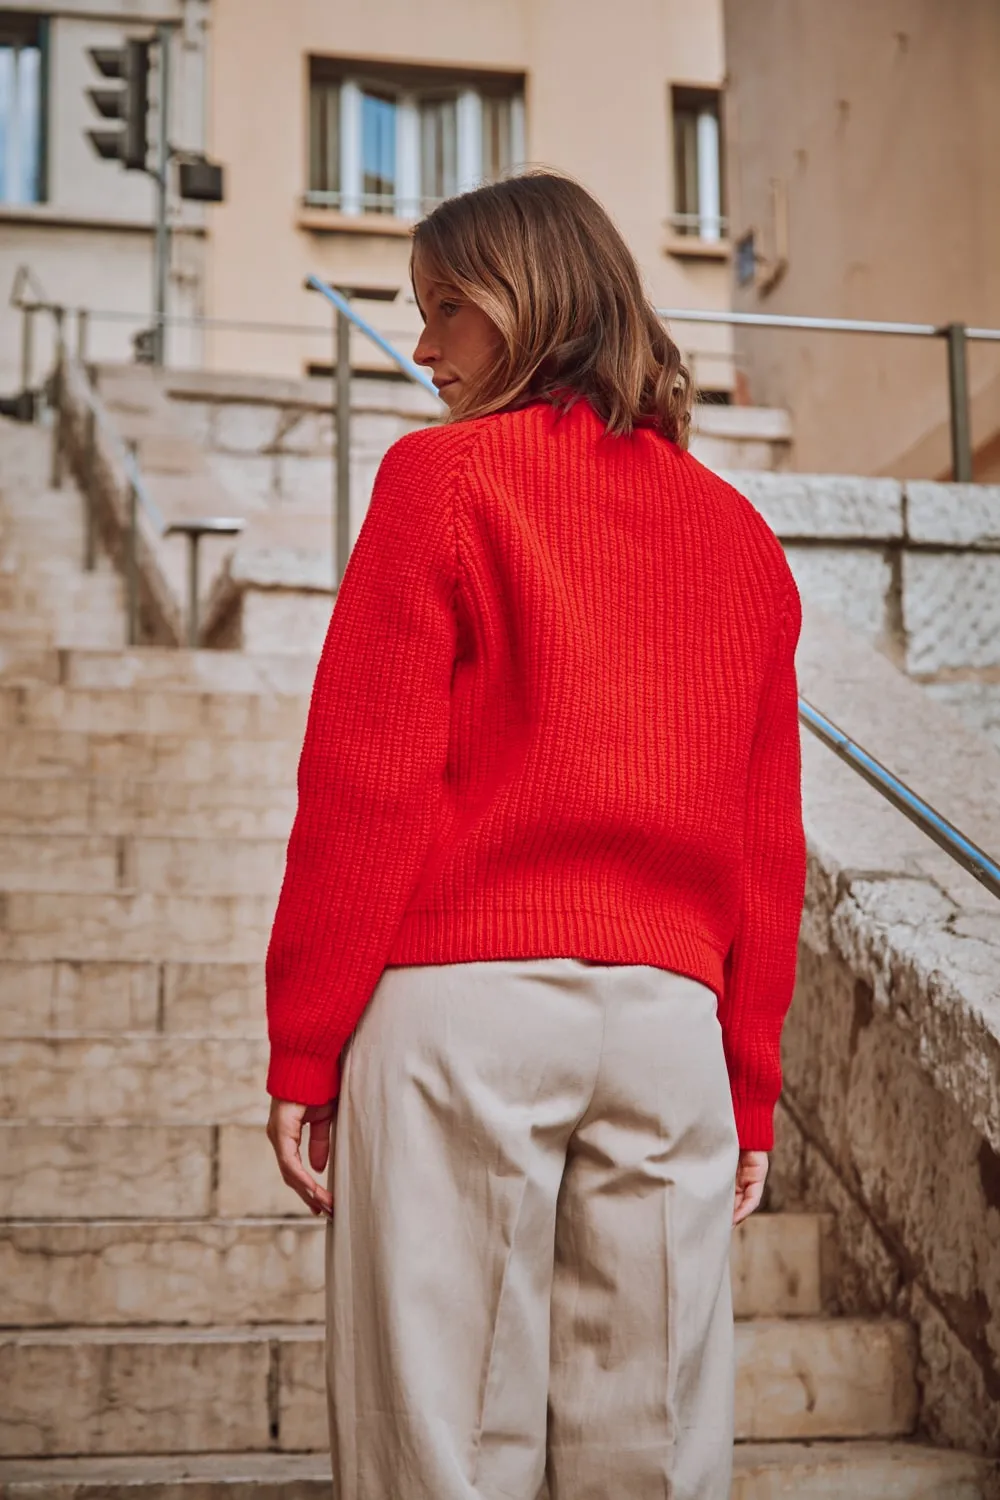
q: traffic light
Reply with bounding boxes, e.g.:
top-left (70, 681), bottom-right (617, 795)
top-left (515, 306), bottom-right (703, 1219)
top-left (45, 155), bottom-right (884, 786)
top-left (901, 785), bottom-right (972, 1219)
top-left (86, 37), bottom-right (150, 170)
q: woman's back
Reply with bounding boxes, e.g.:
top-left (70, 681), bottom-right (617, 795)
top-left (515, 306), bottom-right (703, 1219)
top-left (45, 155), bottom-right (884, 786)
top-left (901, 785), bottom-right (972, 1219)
top-left (268, 393), bottom-right (805, 1150)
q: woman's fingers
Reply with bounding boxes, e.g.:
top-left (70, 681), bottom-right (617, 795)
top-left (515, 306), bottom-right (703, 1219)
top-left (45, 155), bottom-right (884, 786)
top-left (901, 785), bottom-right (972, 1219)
top-left (732, 1148), bottom-right (769, 1226)
top-left (266, 1098), bottom-right (335, 1217)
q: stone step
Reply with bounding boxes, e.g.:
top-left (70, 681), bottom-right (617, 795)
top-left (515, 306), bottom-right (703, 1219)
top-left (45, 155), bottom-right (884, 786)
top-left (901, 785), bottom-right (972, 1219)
top-left (0, 960), bottom-right (265, 1037)
top-left (729, 1441), bottom-right (996, 1499)
top-left (0, 833), bottom-right (287, 896)
top-left (0, 776), bottom-right (296, 837)
top-left (1, 1220), bottom-right (325, 1328)
top-left (0, 647), bottom-right (320, 695)
top-left (1, 1036), bottom-right (269, 1123)
top-left (1, 1213), bottom-right (832, 1328)
top-left (0, 685), bottom-right (309, 739)
top-left (0, 1444), bottom-right (992, 1500)
top-left (0, 1316), bottom-right (918, 1457)
top-left (0, 891), bottom-right (272, 960)
top-left (0, 1123), bottom-right (314, 1220)
top-left (0, 729), bottom-right (299, 784)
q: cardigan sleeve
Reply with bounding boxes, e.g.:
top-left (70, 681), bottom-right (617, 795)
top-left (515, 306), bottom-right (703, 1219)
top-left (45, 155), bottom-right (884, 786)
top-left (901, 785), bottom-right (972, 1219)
top-left (265, 429), bottom-right (463, 1104)
top-left (719, 573), bottom-right (807, 1152)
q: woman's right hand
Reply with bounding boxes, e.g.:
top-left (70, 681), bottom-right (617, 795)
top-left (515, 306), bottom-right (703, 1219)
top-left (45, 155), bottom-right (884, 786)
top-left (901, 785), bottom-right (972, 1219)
top-left (266, 1096), bottom-right (337, 1217)
top-left (733, 1149), bottom-right (768, 1226)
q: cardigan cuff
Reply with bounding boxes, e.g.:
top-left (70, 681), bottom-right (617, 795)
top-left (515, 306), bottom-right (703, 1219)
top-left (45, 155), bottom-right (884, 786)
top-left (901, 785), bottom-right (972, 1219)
top-left (731, 1095), bottom-right (776, 1153)
top-left (266, 1047), bottom-right (342, 1107)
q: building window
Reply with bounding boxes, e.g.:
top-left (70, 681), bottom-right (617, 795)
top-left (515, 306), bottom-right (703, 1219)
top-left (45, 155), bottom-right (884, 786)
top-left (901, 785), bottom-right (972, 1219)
top-left (308, 61), bottom-right (524, 219)
top-left (0, 13), bottom-right (46, 205)
top-left (671, 86), bottom-right (725, 241)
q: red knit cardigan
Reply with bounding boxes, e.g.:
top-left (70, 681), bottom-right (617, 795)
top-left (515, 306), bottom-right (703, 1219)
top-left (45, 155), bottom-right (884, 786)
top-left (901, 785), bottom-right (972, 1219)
top-left (265, 398), bottom-right (807, 1150)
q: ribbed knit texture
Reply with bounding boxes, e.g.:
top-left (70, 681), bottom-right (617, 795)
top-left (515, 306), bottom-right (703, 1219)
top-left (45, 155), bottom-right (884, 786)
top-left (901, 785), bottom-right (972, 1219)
top-left (265, 399), bottom-right (807, 1150)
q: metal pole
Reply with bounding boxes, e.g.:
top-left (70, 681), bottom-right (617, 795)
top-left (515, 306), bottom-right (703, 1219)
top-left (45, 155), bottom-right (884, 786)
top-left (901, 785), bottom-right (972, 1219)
top-left (76, 308), bottom-right (90, 365)
top-left (944, 322), bottom-right (972, 483)
top-left (153, 24), bottom-right (171, 367)
top-left (83, 405), bottom-right (97, 572)
top-left (186, 531), bottom-right (200, 648)
top-left (335, 302), bottom-right (352, 588)
top-left (126, 439), bottom-right (139, 646)
top-left (50, 306), bottom-right (66, 489)
top-left (21, 306), bottom-right (34, 400)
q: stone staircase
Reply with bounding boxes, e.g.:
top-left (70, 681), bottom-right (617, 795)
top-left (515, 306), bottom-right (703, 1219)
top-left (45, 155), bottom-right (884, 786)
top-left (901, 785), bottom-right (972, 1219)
top-left (0, 414), bottom-right (995, 1498)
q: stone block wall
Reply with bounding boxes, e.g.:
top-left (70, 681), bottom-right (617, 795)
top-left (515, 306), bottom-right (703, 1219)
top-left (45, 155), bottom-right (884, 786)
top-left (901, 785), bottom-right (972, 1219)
top-left (779, 606), bottom-right (1000, 1459)
top-left (725, 471), bottom-right (1000, 751)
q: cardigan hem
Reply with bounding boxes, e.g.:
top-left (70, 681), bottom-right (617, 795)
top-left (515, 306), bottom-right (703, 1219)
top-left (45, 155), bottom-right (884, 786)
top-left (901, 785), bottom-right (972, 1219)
top-left (384, 905), bottom-right (728, 1004)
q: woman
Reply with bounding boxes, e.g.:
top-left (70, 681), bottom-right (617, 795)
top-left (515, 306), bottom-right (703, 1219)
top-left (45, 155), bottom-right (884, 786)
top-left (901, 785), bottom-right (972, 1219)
top-left (265, 172), bottom-right (807, 1500)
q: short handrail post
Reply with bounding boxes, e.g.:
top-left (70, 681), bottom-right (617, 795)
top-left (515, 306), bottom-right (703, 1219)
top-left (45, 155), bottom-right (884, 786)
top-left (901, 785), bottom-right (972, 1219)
top-left (943, 321), bottom-right (972, 482)
top-left (164, 519), bottom-right (245, 648)
top-left (83, 404), bottom-right (97, 572)
top-left (50, 306), bottom-right (66, 490)
top-left (125, 438), bottom-right (140, 646)
top-left (335, 298), bottom-right (352, 589)
top-left (185, 530), bottom-right (201, 648)
top-left (76, 308), bottom-right (90, 366)
top-left (20, 305), bottom-right (35, 409)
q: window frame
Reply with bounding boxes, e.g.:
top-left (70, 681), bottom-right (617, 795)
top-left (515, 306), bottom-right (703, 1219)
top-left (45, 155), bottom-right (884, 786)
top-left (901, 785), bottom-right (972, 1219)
top-left (0, 10), bottom-right (49, 206)
top-left (306, 57), bottom-right (524, 221)
top-left (670, 83), bottom-right (726, 243)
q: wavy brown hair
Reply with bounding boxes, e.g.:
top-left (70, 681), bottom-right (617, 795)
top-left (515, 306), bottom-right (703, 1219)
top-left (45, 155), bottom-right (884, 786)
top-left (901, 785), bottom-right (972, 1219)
top-left (410, 171), bottom-right (692, 445)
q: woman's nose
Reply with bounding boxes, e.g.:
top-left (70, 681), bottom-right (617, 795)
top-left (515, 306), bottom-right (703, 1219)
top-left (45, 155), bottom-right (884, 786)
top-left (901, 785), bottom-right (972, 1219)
top-left (413, 328), bottom-right (438, 367)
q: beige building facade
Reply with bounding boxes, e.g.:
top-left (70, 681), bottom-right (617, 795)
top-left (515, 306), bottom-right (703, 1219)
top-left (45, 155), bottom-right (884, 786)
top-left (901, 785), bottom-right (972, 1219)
top-left (722, 0), bottom-right (1000, 480)
top-left (1, 0), bottom-right (735, 397)
top-left (204, 0), bottom-right (732, 389)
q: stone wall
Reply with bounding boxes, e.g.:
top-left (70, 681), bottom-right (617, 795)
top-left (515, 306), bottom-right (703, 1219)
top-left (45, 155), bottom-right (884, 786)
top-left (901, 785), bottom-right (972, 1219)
top-left (726, 472), bottom-right (1000, 752)
top-left (778, 603), bottom-right (1000, 1459)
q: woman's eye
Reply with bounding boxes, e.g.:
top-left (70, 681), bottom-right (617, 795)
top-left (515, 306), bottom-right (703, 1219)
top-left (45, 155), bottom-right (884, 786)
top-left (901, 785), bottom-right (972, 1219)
top-left (440, 300), bottom-right (460, 317)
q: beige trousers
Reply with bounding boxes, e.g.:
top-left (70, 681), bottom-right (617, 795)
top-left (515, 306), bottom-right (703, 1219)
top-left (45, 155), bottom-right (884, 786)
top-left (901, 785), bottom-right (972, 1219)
top-left (325, 957), bottom-right (740, 1500)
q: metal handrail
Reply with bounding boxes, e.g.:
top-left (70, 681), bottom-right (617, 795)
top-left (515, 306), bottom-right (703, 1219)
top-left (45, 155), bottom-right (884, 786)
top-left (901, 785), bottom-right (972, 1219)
top-left (306, 274), bottom-right (438, 394)
top-left (303, 273), bottom-right (441, 589)
top-left (59, 351), bottom-right (243, 646)
top-left (656, 305), bottom-right (1000, 484)
top-left (799, 700), bottom-right (1000, 900)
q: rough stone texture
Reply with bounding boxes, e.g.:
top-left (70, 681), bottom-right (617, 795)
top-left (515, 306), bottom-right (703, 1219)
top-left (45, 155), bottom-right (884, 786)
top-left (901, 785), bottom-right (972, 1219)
top-left (239, 591), bottom-right (334, 658)
top-left (1, 1220), bottom-right (324, 1327)
top-left (0, 1037), bottom-right (269, 1124)
top-left (0, 1327), bottom-right (274, 1456)
top-left (0, 960), bottom-right (159, 1035)
top-left (784, 545), bottom-right (894, 647)
top-left (721, 471), bottom-right (903, 539)
top-left (161, 962), bottom-right (265, 1036)
top-left (734, 1319), bottom-right (917, 1442)
top-left (922, 679), bottom-right (1000, 746)
top-left (0, 891), bottom-right (273, 962)
top-left (730, 1213), bottom-right (834, 1319)
top-left (781, 603), bottom-right (1000, 1455)
top-left (0, 1446), bottom-right (994, 1500)
top-left (0, 1452), bottom-right (333, 1500)
top-left (907, 480), bottom-right (1000, 547)
top-left (0, 1125), bottom-right (213, 1220)
top-left (216, 1126), bottom-right (317, 1219)
top-left (902, 552), bottom-right (1000, 673)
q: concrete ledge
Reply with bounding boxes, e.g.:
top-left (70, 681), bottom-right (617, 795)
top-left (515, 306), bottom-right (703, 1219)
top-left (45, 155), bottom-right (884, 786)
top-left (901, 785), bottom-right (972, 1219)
top-left (781, 602), bottom-right (1000, 1455)
top-left (907, 480), bottom-right (1000, 548)
top-left (721, 470), bottom-right (904, 540)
